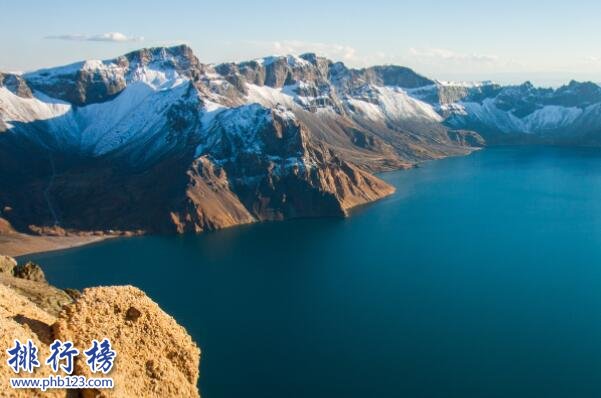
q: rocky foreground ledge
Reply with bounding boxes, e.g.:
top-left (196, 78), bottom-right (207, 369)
top-left (0, 255), bottom-right (201, 398)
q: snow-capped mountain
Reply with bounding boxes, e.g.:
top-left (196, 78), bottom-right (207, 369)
top-left (0, 45), bottom-right (506, 235)
top-left (435, 80), bottom-right (601, 143)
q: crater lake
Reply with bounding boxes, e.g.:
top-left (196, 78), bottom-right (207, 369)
top-left (22, 146), bottom-right (601, 398)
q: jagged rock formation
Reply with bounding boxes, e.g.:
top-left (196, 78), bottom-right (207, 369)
top-left (12, 262), bottom-right (47, 283)
top-left (1, 256), bottom-right (50, 280)
top-left (0, 256), bottom-right (201, 398)
top-left (0, 45), bottom-right (482, 238)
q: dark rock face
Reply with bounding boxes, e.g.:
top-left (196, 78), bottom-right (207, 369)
top-left (0, 73), bottom-right (33, 98)
top-left (215, 53), bottom-right (433, 97)
top-left (13, 262), bottom-right (47, 283)
top-left (126, 306), bottom-right (142, 322)
top-left (204, 105), bottom-right (396, 219)
top-left (63, 288), bottom-right (81, 300)
top-left (125, 45), bottom-right (202, 76)
top-left (550, 81), bottom-right (601, 107)
top-left (328, 63), bottom-right (434, 94)
top-left (363, 65), bottom-right (435, 88)
top-left (242, 55), bottom-right (331, 89)
top-left (24, 62), bottom-right (127, 106)
top-left (447, 130), bottom-right (486, 147)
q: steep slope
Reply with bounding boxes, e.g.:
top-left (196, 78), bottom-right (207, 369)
top-left (0, 45), bottom-right (482, 238)
top-left (0, 256), bottom-right (201, 398)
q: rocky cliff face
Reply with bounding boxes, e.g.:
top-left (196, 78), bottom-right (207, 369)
top-left (0, 256), bottom-right (201, 398)
top-left (0, 45), bottom-right (483, 237)
top-left (0, 73), bottom-right (32, 100)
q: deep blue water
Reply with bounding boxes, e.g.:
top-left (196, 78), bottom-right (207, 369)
top-left (22, 147), bottom-right (601, 398)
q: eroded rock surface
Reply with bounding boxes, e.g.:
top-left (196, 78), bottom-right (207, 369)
top-left (0, 256), bottom-right (201, 398)
top-left (13, 262), bottom-right (47, 283)
top-left (0, 283), bottom-right (67, 398)
top-left (54, 286), bottom-right (200, 398)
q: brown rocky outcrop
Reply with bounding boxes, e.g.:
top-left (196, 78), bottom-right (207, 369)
top-left (171, 156), bottom-right (257, 233)
top-left (0, 255), bottom-right (16, 273)
top-left (13, 262), bottom-right (47, 283)
top-left (314, 153), bottom-right (397, 212)
top-left (0, 284), bottom-right (65, 398)
top-left (0, 257), bottom-right (72, 316)
top-left (54, 286), bottom-right (200, 398)
top-left (0, 272), bottom-right (71, 317)
top-left (0, 217), bottom-right (15, 234)
top-left (0, 257), bottom-right (201, 398)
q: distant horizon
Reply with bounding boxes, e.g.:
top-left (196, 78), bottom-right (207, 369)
top-left (3, 0), bottom-right (601, 87)
top-left (2, 43), bottom-right (598, 89)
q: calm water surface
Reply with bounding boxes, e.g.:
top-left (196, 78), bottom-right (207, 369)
top-left (23, 147), bottom-right (601, 398)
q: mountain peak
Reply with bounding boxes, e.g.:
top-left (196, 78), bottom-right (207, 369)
top-left (360, 65), bottom-right (434, 89)
top-left (121, 44), bottom-right (199, 68)
top-left (0, 72), bottom-right (32, 98)
top-left (22, 44), bottom-right (199, 105)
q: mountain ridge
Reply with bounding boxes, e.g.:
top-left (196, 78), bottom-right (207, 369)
top-left (13, 44), bottom-right (601, 241)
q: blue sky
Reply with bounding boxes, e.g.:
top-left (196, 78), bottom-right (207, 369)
top-left (2, 0), bottom-right (601, 86)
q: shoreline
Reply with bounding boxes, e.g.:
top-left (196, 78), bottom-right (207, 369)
top-left (0, 147), bottom-right (485, 258)
top-left (0, 232), bottom-right (116, 257)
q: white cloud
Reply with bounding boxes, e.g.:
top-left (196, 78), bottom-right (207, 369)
top-left (409, 48), bottom-right (499, 63)
top-left (242, 40), bottom-right (358, 63)
top-left (45, 32), bottom-right (144, 43)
